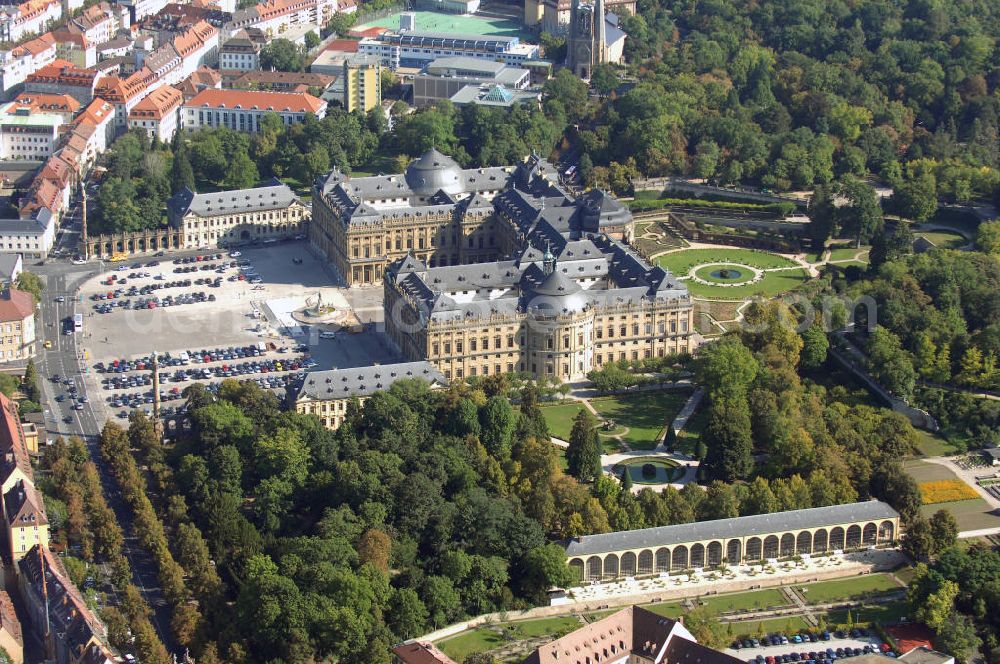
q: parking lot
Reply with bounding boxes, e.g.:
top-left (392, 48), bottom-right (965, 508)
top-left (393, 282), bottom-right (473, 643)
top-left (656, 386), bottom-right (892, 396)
top-left (726, 629), bottom-right (893, 662)
top-left (69, 241), bottom-right (400, 421)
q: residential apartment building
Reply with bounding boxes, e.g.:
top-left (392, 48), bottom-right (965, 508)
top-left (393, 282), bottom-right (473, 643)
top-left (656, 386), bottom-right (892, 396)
top-left (293, 361), bottom-right (446, 429)
top-left (66, 1), bottom-right (128, 46)
top-left (226, 0), bottom-right (337, 38)
top-left (24, 60), bottom-right (101, 104)
top-left (0, 390), bottom-right (47, 563)
top-left (0, 592), bottom-right (22, 664)
top-left (182, 88), bottom-right (326, 132)
top-left (93, 66), bottom-right (162, 131)
top-left (19, 544), bottom-right (115, 664)
top-left (167, 178), bottom-right (309, 247)
top-left (128, 84), bottom-right (182, 141)
top-left (218, 29), bottom-right (261, 71)
top-left (116, 0), bottom-right (170, 22)
top-left (0, 210), bottom-right (56, 258)
top-left (51, 29), bottom-right (96, 68)
top-left (0, 93), bottom-right (77, 160)
top-left (0, 33), bottom-right (56, 98)
top-left (0, 289), bottom-right (35, 363)
top-left (342, 53), bottom-right (379, 113)
top-left (228, 69), bottom-right (333, 93)
top-left (0, 0), bottom-right (62, 46)
top-left (358, 30), bottom-right (540, 70)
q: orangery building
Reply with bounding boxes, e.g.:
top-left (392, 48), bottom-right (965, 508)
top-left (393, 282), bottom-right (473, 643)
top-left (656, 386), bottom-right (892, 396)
top-left (564, 501), bottom-right (900, 582)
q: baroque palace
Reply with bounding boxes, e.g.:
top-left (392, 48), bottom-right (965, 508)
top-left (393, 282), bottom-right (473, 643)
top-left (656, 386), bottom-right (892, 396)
top-left (311, 149), bottom-right (697, 382)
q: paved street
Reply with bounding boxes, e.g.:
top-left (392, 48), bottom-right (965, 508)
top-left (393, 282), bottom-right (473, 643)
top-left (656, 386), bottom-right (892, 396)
top-left (34, 260), bottom-right (179, 654)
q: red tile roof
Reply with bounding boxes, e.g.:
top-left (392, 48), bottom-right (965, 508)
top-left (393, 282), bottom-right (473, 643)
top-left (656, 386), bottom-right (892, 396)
top-left (325, 38), bottom-right (359, 53)
top-left (885, 624), bottom-right (935, 654)
top-left (75, 97), bottom-right (114, 125)
top-left (186, 88), bottom-right (324, 114)
top-left (129, 85), bottom-right (182, 120)
top-left (26, 61), bottom-right (99, 87)
top-left (0, 591), bottom-right (22, 648)
top-left (94, 67), bottom-right (158, 103)
top-left (392, 642), bottom-right (457, 664)
top-left (10, 92), bottom-right (80, 114)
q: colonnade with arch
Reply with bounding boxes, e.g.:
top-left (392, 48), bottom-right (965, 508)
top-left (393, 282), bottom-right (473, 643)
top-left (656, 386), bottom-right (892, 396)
top-left (568, 519), bottom-right (896, 583)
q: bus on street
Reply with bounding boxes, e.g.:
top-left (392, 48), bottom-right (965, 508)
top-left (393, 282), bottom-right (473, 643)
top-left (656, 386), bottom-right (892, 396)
top-left (73, 313), bottom-right (83, 333)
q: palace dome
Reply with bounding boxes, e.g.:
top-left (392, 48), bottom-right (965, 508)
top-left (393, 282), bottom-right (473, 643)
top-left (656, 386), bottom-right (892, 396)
top-left (405, 148), bottom-right (464, 196)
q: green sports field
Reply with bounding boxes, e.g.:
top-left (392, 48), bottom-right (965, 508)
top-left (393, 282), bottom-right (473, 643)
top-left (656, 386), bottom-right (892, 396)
top-left (356, 10), bottom-right (527, 38)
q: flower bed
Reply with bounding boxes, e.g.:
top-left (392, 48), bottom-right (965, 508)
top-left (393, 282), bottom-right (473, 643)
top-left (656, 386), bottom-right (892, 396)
top-left (918, 479), bottom-right (979, 504)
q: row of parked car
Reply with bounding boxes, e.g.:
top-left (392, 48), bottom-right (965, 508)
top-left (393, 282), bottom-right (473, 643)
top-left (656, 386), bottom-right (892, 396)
top-left (95, 345), bottom-right (280, 374)
top-left (111, 373), bottom-right (300, 418)
top-left (743, 644), bottom-right (896, 664)
top-left (173, 254), bottom-right (225, 265)
top-left (735, 629), bottom-right (879, 649)
top-left (92, 279), bottom-right (197, 300)
top-left (99, 356), bottom-right (312, 391)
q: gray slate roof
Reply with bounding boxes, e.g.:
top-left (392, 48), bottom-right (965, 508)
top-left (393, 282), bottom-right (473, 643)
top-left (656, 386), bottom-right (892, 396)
top-left (297, 361), bottom-right (447, 401)
top-left (564, 501), bottom-right (899, 557)
top-left (168, 178), bottom-right (301, 218)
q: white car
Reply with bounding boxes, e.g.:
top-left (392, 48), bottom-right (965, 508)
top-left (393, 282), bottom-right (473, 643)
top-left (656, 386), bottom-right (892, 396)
top-left (319, 331), bottom-right (337, 339)
top-left (230, 251), bottom-right (242, 257)
top-left (72, 258), bottom-right (87, 265)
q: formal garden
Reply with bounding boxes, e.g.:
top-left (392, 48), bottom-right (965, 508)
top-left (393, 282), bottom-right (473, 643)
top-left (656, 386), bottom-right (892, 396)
top-left (656, 248), bottom-right (810, 299)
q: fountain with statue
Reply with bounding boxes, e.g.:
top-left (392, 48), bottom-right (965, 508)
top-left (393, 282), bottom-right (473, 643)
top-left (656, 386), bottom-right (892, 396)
top-left (291, 291), bottom-right (349, 326)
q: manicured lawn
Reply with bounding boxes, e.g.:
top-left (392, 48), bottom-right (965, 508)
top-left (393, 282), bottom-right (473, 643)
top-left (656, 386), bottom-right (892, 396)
top-left (795, 574), bottom-right (899, 604)
top-left (675, 404), bottom-right (707, 455)
top-left (914, 430), bottom-right (961, 457)
top-left (695, 588), bottom-right (790, 613)
top-left (919, 497), bottom-right (1000, 531)
top-left (590, 391), bottom-right (689, 450)
top-left (916, 231), bottom-right (966, 249)
top-left (828, 246), bottom-right (869, 261)
top-left (436, 616), bottom-right (581, 660)
top-left (825, 600), bottom-right (911, 627)
top-left (730, 616), bottom-right (810, 638)
top-left (694, 264), bottom-right (758, 284)
top-left (540, 402), bottom-right (586, 441)
top-left (903, 459), bottom-right (959, 482)
top-left (893, 566), bottom-right (919, 584)
top-left (681, 268), bottom-right (811, 300)
top-left (641, 602), bottom-right (684, 618)
top-left (437, 628), bottom-right (503, 660)
top-left (658, 248), bottom-right (799, 274)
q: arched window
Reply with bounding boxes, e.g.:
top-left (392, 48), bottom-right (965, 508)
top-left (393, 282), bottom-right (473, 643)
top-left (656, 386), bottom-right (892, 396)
top-left (569, 558), bottom-right (584, 582)
top-left (814, 529), bottom-right (828, 552)
top-left (780, 533), bottom-right (795, 557)
top-left (726, 539), bottom-right (741, 564)
top-left (655, 548), bottom-right (670, 572)
top-left (604, 554), bottom-right (619, 578)
top-left (638, 550), bottom-right (653, 575)
top-left (796, 531), bottom-right (812, 554)
top-left (586, 556), bottom-right (602, 581)
top-left (846, 524), bottom-right (862, 549)
top-left (690, 543), bottom-right (705, 568)
top-left (878, 520), bottom-right (895, 543)
top-left (830, 527), bottom-right (845, 550)
top-left (862, 523), bottom-right (877, 545)
top-left (745, 537), bottom-right (762, 562)
top-left (672, 545), bottom-right (688, 571)
top-left (707, 541), bottom-right (723, 567)
top-left (621, 551), bottom-right (637, 577)
top-left (763, 535), bottom-right (780, 559)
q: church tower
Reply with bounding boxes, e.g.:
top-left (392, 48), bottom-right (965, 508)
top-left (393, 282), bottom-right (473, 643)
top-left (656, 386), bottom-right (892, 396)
top-left (565, 0), bottom-right (608, 79)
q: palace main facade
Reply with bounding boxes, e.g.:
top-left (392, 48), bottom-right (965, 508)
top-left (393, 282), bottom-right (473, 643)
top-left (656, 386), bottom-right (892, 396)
top-left (316, 150), bottom-right (696, 382)
top-left (310, 149), bottom-right (633, 286)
